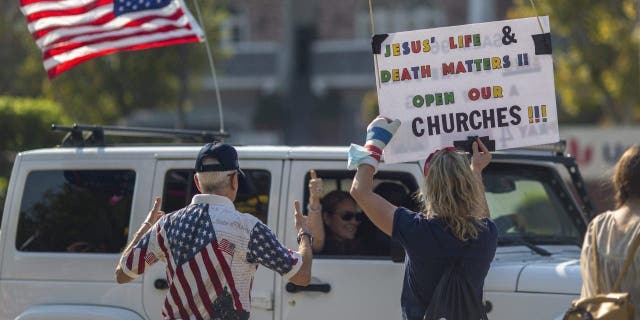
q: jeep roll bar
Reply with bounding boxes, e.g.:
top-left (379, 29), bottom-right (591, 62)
top-left (51, 124), bottom-right (229, 147)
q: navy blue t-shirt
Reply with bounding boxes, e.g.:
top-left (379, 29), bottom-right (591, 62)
top-left (392, 207), bottom-right (498, 320)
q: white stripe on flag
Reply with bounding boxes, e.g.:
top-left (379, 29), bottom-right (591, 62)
top-left (206, 244), bottom-right (230, 291)
top-left (21, 0), bottom-right (100, 15)
top-left (31, 2), bottom-right (179, 45)
top-left (43, 28), bottom-right (197, 70)
top-left (54, 15), bottom-right (191, 48)
top-left (173, 267), bottom-right (197, 318)
top-left (28, 5), bottom-right (113, 33)
top-left (180, 260), bottom-right (207, 318)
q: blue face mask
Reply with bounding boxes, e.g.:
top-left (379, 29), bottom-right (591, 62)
top-left (347, 144), bottom-right (372, 170)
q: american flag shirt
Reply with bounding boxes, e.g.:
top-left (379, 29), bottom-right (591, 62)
top-left (120, 194), bottom-right (303, 320)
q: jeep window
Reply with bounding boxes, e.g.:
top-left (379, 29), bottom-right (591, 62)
top-left (16, 170), bottom-right (135, 253)
top-left (162, 169), bottom-right (270, 224)
top-left (484, 163), bottom-right (583, 246)
top-left (304, 170), bottom-right (419, 259)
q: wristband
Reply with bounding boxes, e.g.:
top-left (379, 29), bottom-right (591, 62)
top-left (297, 231), bottom-right (313, 245)
top-left (307, 203), bottom-right (321, 213)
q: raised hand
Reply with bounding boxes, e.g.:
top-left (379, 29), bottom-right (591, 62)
top-left (365, 116), bottom-right (402, 160)
top-left (293, 200), bottom-right (309, 234)
top-left (308, 170), bottom-right (323, 203)
top-left (144, 196), bottom-right (165, 226)
top-left (471, 138), bottom-right (492, 172)
top-left (348, 116), bottom-right (401, 171)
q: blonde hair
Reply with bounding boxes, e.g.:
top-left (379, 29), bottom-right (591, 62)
top-left (612, 145), bottom-right (640, 208)
top-left (420, 150), bottom-right (485, 241)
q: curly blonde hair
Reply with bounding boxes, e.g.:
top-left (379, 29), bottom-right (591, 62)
top-left (420, 149), bottom-right (485, 241)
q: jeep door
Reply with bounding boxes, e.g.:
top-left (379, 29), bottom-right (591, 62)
top-left (0, 153), bottom-right (154, 319)
top-left (145, 159), bottom-right (283, 320)
top-left (281, 160), bottom-right (423, 320)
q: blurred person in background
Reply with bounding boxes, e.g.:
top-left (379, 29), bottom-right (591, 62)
top-left (580, 145), bottom-right (640, 319)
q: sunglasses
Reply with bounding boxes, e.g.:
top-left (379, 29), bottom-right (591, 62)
top-left (339, 211), bottom-right (365, 222)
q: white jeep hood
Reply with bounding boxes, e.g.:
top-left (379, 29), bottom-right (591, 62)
top-left (485, 246), bottom-right (582, 294)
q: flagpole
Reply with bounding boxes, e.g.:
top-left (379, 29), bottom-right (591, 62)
top-left (192, 0), bottom-right (225, 134)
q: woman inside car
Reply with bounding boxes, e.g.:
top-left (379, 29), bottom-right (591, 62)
top-left (307, 170), bottom-right (366, 255)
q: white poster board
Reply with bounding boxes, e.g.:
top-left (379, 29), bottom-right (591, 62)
top-left (375, 16), bottom-right (559, 164)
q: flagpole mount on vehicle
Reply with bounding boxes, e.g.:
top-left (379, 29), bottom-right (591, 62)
top-left (192, 0), bottom-right (225, 135)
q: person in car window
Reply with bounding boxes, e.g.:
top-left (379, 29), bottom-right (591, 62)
top-left (307, 170), bottom-right (366, 255)
top-left (348, 116), bottom-right (498, 320)
top-left (307, 172), bottom-right (411, 256)
top-left (115, 143), bottom-right (313, 320)
top-left (580, 145), bottom-right (640, 318)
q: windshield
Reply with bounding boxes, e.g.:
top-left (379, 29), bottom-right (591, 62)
top-left (484, 163), bottom-right (584, 246)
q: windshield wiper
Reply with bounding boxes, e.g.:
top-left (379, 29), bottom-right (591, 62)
top-left (530, 235), bottom-right (582, 247)
top-left (498, 236), bottom-right (552, 256)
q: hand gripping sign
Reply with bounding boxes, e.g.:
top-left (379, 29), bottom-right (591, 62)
top-left (372, 16), bottom-right (558, 164)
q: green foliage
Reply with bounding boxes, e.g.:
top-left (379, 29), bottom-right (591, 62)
top-left (0, 96), bottom-right (72, 204)
top-left (0, 2), bottom-right (228, 124)
top-left (507, 1), bottom-right (640, 124)
top-left (0, 96), bottom-right (71, 150)
top-left (0, 176), bottom-right (6, 214)
top-left (360, 90), bottom-right (380, 124)
top-left (0, 2), bottom-right (229, 214)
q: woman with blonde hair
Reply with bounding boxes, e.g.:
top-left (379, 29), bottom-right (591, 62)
top-left (579, 145), bottom-right (640, 318)
top-left (348, 117), bottom-right (497, 320)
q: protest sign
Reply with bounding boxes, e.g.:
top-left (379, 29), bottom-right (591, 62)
top-left (373, 16), bottom-right (558, 164)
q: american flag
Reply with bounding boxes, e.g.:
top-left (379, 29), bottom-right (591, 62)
top-left (247, 223), bottom-right (298, 275)
top-left (160, 204), bottom-right (244, 319)
top-left (19, 0), bottom-right (204, 78)
top-left (219, 238), bottom-right (236, 257)
top-left (122, 200), bottom-right (301, 319)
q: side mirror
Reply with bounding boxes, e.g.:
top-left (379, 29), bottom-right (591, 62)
top-left (484, 176), bottom-right (516, 194)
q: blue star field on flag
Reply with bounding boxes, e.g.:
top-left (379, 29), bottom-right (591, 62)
top-left (247, 223), bottom-right (297, 275)
top-left (166, 204), bottom-right (216, 266)
top-left (114, 0), bottom-right (173, 16)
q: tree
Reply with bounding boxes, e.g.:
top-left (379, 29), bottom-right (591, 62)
top-left (0, 1), bottom-right (228, 125)
top-left (0, 96), bottom-right (73, 207)
top-left (507, 0), bottom-right (640, 124)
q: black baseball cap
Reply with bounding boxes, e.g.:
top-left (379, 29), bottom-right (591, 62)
top-left (195, 143), bottom-right (254, 194)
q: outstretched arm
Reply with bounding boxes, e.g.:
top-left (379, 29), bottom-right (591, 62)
top-left (115, 197), bottom-right (165, 283)
top-left (347, 116), bottom-right (401, 236)
top-left (471, 139), bottom-right (491, 219)
top-left (288, 201), bottom-right (313, 286)
top-left (306, 170), bottom-right (325, 253)
top-left (350, 164), bottom-right (397, 236)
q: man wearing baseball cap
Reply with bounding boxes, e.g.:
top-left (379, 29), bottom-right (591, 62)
top-left (116, 142), bottom-right (313, 320)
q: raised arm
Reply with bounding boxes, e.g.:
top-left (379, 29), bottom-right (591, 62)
top-left (288, 200), bottom-right (313, 286)
top-left (350, 164), bottom-right (397, 236)
top-left (306, 170), bottom-right (325, 253)
top-left (471, 139), bottom-right (491, 219)
top-left (247, 201), bottom-right (312, 286)
top-left (115, 197), bottom-right (165, 283)
top-left (347, 116), bottom-right (401, 236)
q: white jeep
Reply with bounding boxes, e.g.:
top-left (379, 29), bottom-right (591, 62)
top-left (0, 125), bottom-right (591, 319)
